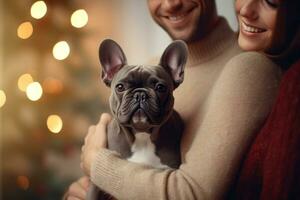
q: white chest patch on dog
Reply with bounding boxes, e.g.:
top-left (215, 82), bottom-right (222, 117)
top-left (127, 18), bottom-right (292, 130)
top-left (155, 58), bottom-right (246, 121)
top-left (127, 132), bottom-right (169, 169)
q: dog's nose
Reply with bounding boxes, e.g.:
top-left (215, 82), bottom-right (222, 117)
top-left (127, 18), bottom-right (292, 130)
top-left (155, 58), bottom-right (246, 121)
top-left (134, 91), bottom-right (147, 102)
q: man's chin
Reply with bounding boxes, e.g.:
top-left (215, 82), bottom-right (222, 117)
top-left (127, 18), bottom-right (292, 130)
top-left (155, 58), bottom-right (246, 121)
top-left (167, 28), bottom-right (196, 43)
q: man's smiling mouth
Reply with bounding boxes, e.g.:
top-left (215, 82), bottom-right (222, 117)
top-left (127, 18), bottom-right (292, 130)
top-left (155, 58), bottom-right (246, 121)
top-left (162, 7), bottom-right (195, 24)
top-left (167, 14), bottom-right (187, 22)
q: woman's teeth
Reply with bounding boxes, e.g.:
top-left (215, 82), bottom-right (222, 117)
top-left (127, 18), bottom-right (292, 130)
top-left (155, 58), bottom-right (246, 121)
top-left (242, 22), bottom-right (265, 33)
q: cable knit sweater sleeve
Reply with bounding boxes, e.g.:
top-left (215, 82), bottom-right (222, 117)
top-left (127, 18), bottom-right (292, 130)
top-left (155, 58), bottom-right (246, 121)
top-left (90, 52), bottom-right (281, 200)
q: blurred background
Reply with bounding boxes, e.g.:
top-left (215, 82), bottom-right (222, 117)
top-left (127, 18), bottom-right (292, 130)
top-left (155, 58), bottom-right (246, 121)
top-left (0, 0), bottom-right (237, 199)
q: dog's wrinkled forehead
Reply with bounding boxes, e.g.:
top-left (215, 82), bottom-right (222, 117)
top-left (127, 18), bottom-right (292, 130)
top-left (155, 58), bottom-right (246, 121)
top-left (111, 65), bottom-right (173, 86)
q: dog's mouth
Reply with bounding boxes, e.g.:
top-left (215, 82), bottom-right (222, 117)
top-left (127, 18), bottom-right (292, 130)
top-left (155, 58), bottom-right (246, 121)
top-left (130, 108), bottom-right (151, 131)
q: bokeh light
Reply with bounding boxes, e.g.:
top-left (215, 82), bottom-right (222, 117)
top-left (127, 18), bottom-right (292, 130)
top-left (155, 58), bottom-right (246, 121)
top-left (47, 115), bottom-right (63, 133)
top-left (43, 78), bottom-right (64, 94)
top-left (16, 176), bottom-right (30, 190)
top-left (0, 90), bottom-right (6, 108)
top-left (17, 22), bottom-right (33, 39)
top-left (26, 82), bottom-right (43, 101)
top-left (30, 1), bottom-right (47, 19)
top-left (52, 41), bottom-right (70, 60)
top-left (18, 73), bottom-right (34, 92)
top-left (70, 9), bottom-right (89, 28)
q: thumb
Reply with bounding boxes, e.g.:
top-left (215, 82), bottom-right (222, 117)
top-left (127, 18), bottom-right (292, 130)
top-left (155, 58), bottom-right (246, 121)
top-left (95, 113), bottom-right (112, 147)
top-left (99, 113), bottom-right (112, 125)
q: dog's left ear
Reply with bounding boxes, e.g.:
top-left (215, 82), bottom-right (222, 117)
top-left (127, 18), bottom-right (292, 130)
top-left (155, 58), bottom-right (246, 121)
top-left (159, 40), bottom-right (188, 89)
top-left (99, 39), bottom-right (127, 87)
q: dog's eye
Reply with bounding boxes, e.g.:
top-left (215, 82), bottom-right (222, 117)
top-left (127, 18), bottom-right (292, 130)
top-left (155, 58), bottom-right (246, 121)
top-left (116, 84), bottom-right (125, 92)
top-left (156, 84), bottom-right (166, 93)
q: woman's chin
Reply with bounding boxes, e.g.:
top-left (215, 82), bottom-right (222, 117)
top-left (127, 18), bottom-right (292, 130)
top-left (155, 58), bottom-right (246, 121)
top-left (238, 38), bottom-right (264, 52)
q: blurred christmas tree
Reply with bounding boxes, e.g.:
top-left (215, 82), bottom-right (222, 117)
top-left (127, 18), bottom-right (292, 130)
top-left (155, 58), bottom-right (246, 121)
top-left (0, 0), bottom-right (120, 199)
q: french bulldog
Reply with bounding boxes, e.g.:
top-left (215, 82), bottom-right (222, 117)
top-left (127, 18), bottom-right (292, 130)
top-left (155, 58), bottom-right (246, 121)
top-left (87, 39), bottom-right (187, 200)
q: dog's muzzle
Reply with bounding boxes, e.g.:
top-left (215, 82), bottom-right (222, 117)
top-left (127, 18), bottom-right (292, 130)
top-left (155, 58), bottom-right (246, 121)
top-left (131, 89), bottom-right (150, 130)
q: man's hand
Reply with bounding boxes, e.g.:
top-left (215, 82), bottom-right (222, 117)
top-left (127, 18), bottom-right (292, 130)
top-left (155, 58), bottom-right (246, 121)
top-left (64, 176), bottom-right (90, 200)
top-left (80, 113), bottom-right (112, 176)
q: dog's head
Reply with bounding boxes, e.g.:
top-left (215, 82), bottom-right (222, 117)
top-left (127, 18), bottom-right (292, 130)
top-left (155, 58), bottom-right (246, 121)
top-left (99, 39), bottom-right (187, 132)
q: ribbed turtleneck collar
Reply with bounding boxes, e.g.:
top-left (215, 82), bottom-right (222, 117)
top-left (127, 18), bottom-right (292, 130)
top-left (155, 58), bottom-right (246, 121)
top-left (187, 17), bottom-right (237, 67)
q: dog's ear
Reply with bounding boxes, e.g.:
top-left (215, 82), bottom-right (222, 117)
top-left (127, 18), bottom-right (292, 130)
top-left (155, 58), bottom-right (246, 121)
top-left (159, 40), bottom-right (188, 89)
top-left (99, 39), bottom-right (127, 87)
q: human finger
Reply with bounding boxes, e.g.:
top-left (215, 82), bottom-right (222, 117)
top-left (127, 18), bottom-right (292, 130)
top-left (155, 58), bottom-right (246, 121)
top-left (94, 113), bottom-right (112, 147)
top-left (77, 176), bottom-right (90, 191)
top-left (98, 113), bottom-right (112, 125)
top-left (85, 125), bottom-right (96, 144)
top-left (67, 180), bottom-right (87, 199)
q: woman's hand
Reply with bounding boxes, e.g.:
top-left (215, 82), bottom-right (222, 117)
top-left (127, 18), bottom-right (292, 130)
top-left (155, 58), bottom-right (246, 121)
top-left (80, 113), bottom-right (112, 176)
top-left (64, 176), bottom-right (90, 200)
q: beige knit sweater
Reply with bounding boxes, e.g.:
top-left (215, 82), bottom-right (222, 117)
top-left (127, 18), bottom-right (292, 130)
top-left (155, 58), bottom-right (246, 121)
top-left (91, 18), bottom-right (282, 200)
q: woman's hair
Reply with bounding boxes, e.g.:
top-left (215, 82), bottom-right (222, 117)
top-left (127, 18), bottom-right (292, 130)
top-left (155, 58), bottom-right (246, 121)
top-left (269, 0), bottom-right (300, 69)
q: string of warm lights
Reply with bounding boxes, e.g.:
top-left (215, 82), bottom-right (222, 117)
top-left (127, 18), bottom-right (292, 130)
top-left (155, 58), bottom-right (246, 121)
top-left (8, 0), bottom-right (91, 193)
top-left (13, 1), bottom-right (89, 138)
top-left (14, 1), bottom-right (88, 191)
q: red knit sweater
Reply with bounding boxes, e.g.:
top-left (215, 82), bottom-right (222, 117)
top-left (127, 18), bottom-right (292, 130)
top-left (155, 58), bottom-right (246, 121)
top-left (231, 60), bottom-right (300, 199)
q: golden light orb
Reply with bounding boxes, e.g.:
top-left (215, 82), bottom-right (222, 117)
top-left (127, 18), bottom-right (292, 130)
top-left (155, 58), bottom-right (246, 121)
top-left (30, 1), bottom-right (47, 19)
top-left (47, 115), bottom-right (63, 133)
top-left (0, 90), bottom-right (6, 108)
top-left (43, 78), bottom-right (63, 94)
top-left (26, 82), bottom-right (43, 101)
top-left (17, 22), bottom-right (33, 39)
top-left (71, 9), bottom-right (89, 28)
top-left (16, 176), bottom-right (30, 190)
top-left (52, 41), bottom-right (70, 60)
top-left (18, 73), bottom-right (34, 92)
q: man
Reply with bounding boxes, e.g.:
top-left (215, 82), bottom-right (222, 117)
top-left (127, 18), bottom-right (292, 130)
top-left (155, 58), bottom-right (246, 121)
top-left (66, 0), bottom-right (281, 199)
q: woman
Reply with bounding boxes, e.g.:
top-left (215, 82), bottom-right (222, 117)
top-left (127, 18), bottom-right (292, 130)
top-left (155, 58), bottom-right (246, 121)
top-left (236, 0), bottom-right (299, 67)
top-left (231, 0), bottom-right (300, 199)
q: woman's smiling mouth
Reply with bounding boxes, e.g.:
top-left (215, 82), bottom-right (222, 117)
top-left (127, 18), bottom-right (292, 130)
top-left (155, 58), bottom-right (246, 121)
top-left (241, 21), bottom-right (266, 33)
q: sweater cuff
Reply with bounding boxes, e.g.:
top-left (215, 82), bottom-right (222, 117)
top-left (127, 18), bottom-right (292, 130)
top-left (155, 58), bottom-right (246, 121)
top-left (90, 148), bottom-right (125, 194)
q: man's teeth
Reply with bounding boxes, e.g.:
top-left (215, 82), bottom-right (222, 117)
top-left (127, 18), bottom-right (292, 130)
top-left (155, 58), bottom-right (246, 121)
top-left (169, 15), bottom-right (184, 21)
top-left (242, 22), bottom-right (265, 33)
